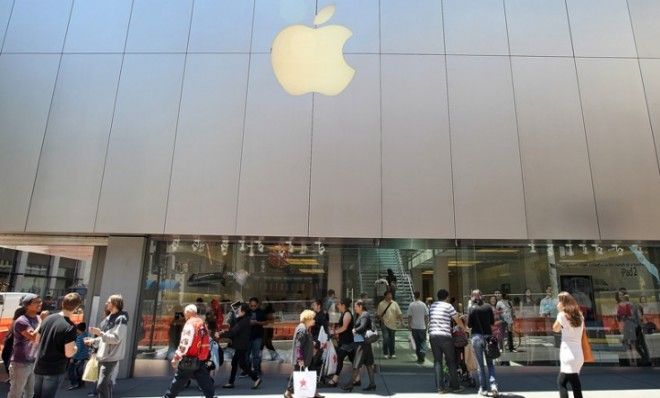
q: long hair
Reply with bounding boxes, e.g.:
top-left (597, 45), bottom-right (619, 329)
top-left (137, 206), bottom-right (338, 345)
top-left (558, 292), bottom-right (583, 327)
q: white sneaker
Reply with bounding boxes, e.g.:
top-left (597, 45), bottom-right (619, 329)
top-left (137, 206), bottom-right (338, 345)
top-left (490, 383), bottom-right (499, 397)
top-left (478, 387), bottom-right (489, 396)
top-left (391, 354), bottom-right (397, 359)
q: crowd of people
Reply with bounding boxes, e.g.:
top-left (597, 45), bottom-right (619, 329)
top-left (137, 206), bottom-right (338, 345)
top-left (3, 284), bottom-right (646, 398)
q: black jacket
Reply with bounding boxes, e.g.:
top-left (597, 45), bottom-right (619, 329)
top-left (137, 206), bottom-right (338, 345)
top-left (221, 315), bottom-right (251, 350)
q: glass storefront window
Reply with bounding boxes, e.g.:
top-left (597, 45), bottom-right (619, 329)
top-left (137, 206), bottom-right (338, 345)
top-left (133, 239), bottom-right (659, 377)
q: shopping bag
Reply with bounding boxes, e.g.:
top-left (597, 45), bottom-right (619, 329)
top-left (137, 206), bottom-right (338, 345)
top-left (293, 368), bottom-right (317, 398)
top-left (322, 342), bottom-right (338, 376)
top-left (318, 327), bottom-right (328, 345)
top-left (464, 343), bottom-right (478, 373)
top-left (581, 327), bottom-right (594, 363)
top-left (408, 331), bottom-right (416, 351)
top-left (82, 354), bottom-right (99, 382)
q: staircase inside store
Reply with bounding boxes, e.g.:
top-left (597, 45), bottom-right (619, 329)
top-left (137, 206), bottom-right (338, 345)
top-left (358, 248), bottom-right (414, 313)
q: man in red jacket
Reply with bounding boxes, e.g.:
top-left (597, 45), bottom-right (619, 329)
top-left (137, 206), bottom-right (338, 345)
top-left (164, 304), bottom-right (215, 398)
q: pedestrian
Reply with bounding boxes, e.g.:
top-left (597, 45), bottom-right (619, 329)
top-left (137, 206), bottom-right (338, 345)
top-left (323, 290), bottom-right (337, 314)
top-left (386, 268), bottom-right (397, 299)
top-left (67, 322), bottom-right (90, 390)
top-left (540, 286), bottom-right (558, 318)
top-left (163, 304), bottom-right (214, 398)
top-left (33, 292), bottom-right (81, 398)
top-left (219, 303), bottom-right (262, 389)
top-left (86, 294), bottom-right (129, 398)
top-left (341, 300), bottom-right (376, 392)
top-left (311, 299), bottom-right (329, 341)
top-left (261, 300), bottom-right (283, 362)
top-left (553, 292), bottom-right (585, 398)
top-left (407, 291), bottom-right (429, 364)
top-left (283, 309), bottom-right (324, 398)
top-left (634, 296), bottom-right (651, 366)
top-left (376, 290), bottom-right (402, 359)
top-left (328, 298), bottom-right (356, 387)
top-left (429, 289), bottom-right (465, 393)
top-left (166, 307), bottom-right (185, 361)
top-left (247, 297), bottom-right (266, 376)
top-left (496, 292), bottom-right (516, 352)
top-left (7, 294), bottom-right (41, 398)
top-left (468, 289), bottom-right (498, 397)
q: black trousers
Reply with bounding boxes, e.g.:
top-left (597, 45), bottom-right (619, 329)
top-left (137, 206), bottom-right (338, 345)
top-left (557, 372), bottom-right (583, 398)
top-left (164, 361), bottom-right (214, 398)
top-left (335, 345), bottom-right (356, 376)
top-left (229, 349), bottom-right (258, 384)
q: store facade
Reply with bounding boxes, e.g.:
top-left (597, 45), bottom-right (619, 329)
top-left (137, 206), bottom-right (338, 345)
top-left (1, 0), bottom-right (660, 378)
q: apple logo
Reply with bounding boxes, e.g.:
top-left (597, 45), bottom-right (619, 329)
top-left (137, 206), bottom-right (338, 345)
top-left (271, 5), bottom-right (355, 96)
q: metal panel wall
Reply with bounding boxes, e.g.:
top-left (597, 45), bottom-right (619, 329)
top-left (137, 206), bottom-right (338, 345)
top-left (0, 54), bottom-right (60, 232)
top-left (188, 0), bottom-right (254, 53)
top-left (447, 55), bottom-right (527, 239)
top-left (309, 55), bottom-right (381, 238)
top-left (505, 0), bottom-right (573, 56)
top-left (381, 0), bottom-right (444, 54)
top-left (576, 58), bottom-right (660, 240)
top-left (165, 54), bottom-right (249, 235)
top-left (628, 0), bottom-right (660, 58)
top-left (511, 57), bottom-right (599, 239)
top-left (27, 54), bottom-right (122, 233)
top-left (2, 0), bottom-right (72, 52)
top-left (63, 0), bottom-right (132, 53)
top-left (95, 54), bottom-right (185, 233)
top-left (236, 54), bottom-right (312, 237)
top-left (443, 0), bottom-right (509, 55)
top-left (381, 55), bottom-right (454, 238)
top-left (640, 59), bottom-right (660, 173)
top-left (125, 0), bottom-right (193, 53)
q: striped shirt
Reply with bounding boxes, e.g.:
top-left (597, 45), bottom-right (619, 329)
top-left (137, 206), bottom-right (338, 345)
top-left (428, 301), bottom-right (457, 337)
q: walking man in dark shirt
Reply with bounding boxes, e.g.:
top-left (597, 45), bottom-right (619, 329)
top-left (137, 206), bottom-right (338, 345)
top-left (248, 297), bottom-right (266, 376)
top-left (467, 289), bottom-right (498, 397)
top-left (34, 292), bottom-right (81, 398)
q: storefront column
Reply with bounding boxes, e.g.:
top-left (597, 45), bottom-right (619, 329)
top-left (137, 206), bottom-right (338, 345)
top-left (13, 250), bottom-right (28, 290)
top-left (433, 255), bottom-right (449, 295)
top-left (327, 248), bottom-right (343, 297)
top-left (47, 256), bottom-right (60, 292)
top-left (411, 267), bottom-right (422, 296)
top-left (96, 236), bottom-right (146, 379)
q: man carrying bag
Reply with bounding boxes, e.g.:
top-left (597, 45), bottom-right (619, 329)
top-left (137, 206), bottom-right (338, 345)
top-left (163, 304), bottom-right (214, 398)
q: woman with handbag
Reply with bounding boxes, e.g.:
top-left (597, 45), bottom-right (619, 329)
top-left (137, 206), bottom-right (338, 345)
top-left (284, 309), bottom-right (323, 398)
top-left (341, 300), bottom-right (376, 392)
top-left (468, 290), bottom-right (498, 397)
top-left (327, 298), bottom-right (357, 387)
top-left (553, 292), bottom-right (585, 398)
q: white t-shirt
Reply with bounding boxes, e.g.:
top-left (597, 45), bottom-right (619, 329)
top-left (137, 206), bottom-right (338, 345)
top-left (407, 300), bottom-right (429, 330)
top-left (557, 311), bottom-right (584, 373)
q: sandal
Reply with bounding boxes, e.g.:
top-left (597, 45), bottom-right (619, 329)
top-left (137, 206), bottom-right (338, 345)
top-left (326, 379), bottom-right (338, 387)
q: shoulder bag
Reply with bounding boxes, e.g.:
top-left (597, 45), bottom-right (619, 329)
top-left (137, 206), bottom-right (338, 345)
top-left (475, 307), bottom-right (500, 360)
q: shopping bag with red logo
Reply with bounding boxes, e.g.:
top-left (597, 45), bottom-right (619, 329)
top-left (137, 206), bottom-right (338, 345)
top-left (293, 367), bottom-right (317, 398)
top-left (322, 341), bottom-right (337, 376)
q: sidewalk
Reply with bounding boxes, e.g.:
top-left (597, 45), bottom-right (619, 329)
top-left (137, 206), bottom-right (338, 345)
top-left (1, 366), bottom-right (657, 397)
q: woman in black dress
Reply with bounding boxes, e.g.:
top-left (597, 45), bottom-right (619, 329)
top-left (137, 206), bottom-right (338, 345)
top-left (341, 300), bottom-right (376, 392)
top-left (328, 298), bottom-right (355, 387)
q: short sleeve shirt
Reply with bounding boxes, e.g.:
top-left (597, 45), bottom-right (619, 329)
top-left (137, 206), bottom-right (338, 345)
top-left (11, 314), bottom-right (39, 363)
top-left (407, 300), bottom-right (429, 330)
top-left (378, 300), bottom-right (402, 330)
top-left (34, 314), bottom-right (77, 375)
top-left (429, 301), bottom-right (457, 336)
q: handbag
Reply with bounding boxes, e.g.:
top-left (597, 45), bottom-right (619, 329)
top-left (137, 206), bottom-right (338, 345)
top-left (452, 327), bottom-right (469, 348)
top-left (474, 306), bottom-right (500, 360)
top-left (293, 367), bottom-right (317, 398)
top-left (581, 327), bottom-right (594, 363)
top-left (643, 321), bottom-right (656, 335)
top-left (82, 354), bottom-right (99, 382)
top-left (178, 356), bottom-right (200, 371)
top-left (364, 329), bottom-right (379, 344)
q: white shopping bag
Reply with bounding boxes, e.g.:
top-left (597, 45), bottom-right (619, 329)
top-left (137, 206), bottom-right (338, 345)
top-left (293, 368), bottom-right (317, 398)
top-left (409, 331), bottom-right (416, 351)
top-left (323, 342), bottom-right (338, 376)
top-left (318, 327), bottom-right (328, 345)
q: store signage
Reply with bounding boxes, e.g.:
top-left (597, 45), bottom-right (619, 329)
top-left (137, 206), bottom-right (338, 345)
top-left (271, 5), bottom-right (355, 96)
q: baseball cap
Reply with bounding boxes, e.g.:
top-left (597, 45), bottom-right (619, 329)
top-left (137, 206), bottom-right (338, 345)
top-left (20, 293), bottom-right (40, 307)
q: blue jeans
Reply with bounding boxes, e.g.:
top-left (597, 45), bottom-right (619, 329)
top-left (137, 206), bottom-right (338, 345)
top-left (381, 326), bottom-right (396, 356)
top-left (34, 373), bottom-right (65, 398)
top-left (471, 334), bottom-right (497, 390)
top-left (411, 329), bottom-right (427, 361)
top-left (249, 338), bottom-right (263, 374)
top-left (68, 359), bottom-right (87, 386)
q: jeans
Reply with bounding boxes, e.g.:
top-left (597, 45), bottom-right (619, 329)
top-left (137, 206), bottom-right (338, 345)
top-left (34, 373), bottom-right (65, 398)
top-left (381, 326), bottom-right (396, 356)
top-left (8, 361), bottom-right (35, 398)
top-left (229, 349), bottom-right (258, 384)
top-left (429, 335), bottom-right (459, 390)
top-left (557, 372), bottom-right (583, 398)
top-left (164, 360), bottom-right (215, 398)
top-left (68, 359), bottom-right (87, 386)
top-left (97, 361), bottom-right (118, 398)
top-left (411, 329), bottom-right (427, 362)
top-left (471, 334), bottom-right (497, 390)
top-left (249, 338), bottom-right (263, 374)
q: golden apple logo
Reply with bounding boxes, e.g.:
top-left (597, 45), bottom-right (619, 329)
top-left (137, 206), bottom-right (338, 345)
top-left (271, 5), bottom-right (355, 96)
